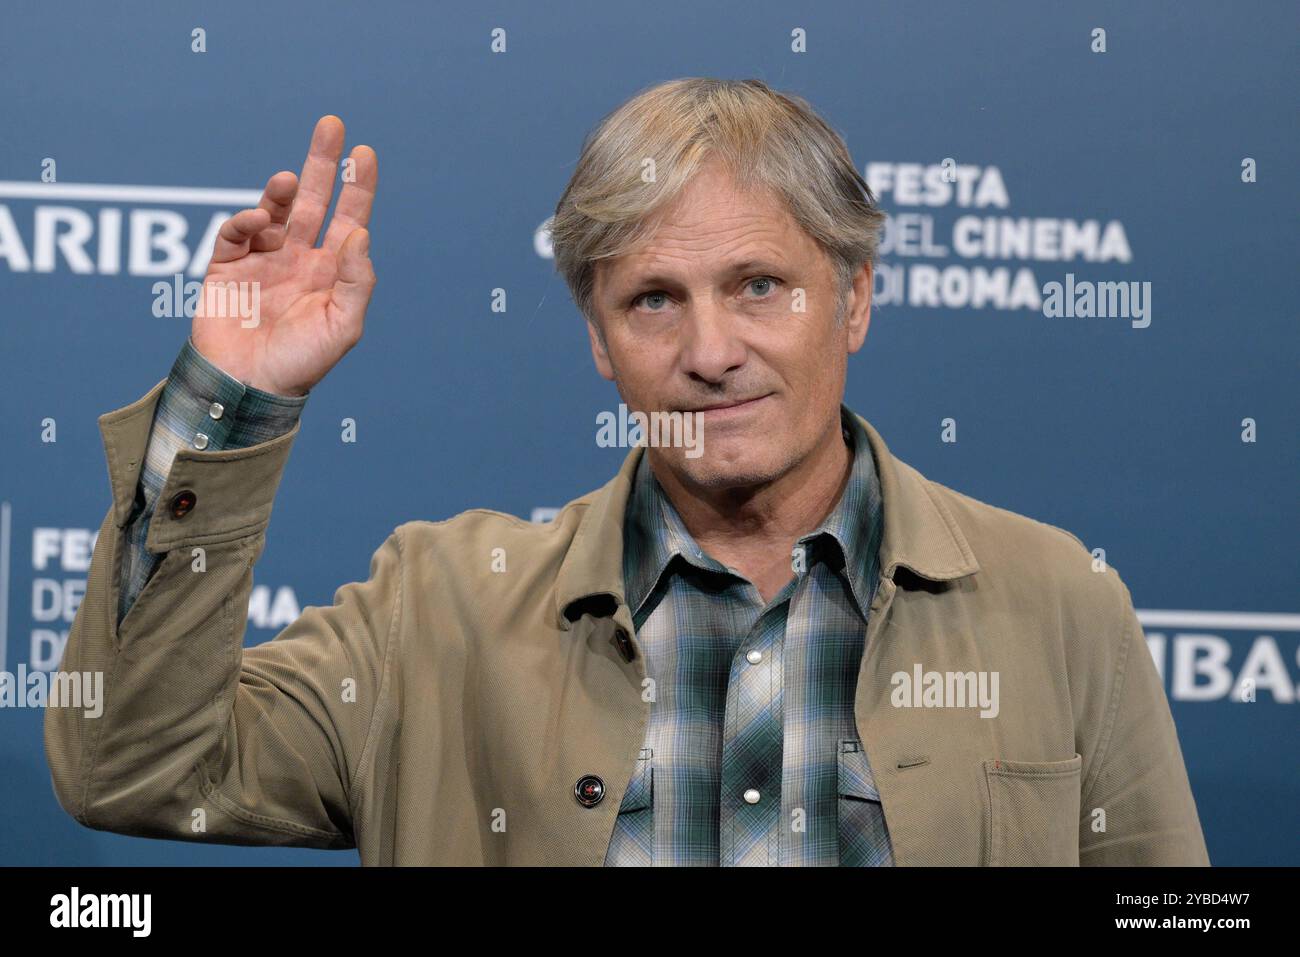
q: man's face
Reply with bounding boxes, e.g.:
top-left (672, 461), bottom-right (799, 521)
top-left (587, 160), bottom-right (872, 492)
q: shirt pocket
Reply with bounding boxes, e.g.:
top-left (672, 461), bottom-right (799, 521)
top-left (838, 739), bottom-right (892, 866)
top-left (983, 753), bottom-right (1082, 866)
top-left (603, 748), bottom-right (654, 866)
top-left (619, 748), bottom-right (654, 812)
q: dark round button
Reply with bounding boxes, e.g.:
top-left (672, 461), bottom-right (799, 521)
top-left (574, 774), bottom-right (605, 808)
top-left (169, 489), bottom-right (197, 519)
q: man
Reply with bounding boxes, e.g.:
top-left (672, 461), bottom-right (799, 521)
top-left (45, 78), bottom-right (1209, 865)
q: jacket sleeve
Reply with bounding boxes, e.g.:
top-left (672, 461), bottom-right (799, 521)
top-left (1078, 575), bottom-right (1211, 865)
top-left (44, 378), bottom-right (403, 850)
top-left (119, 336), bottom-right (306, 627)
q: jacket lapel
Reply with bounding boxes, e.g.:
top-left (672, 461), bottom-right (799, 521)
top-left (849, 413), bottom-right (981, 864)
top-left (544, 448), bottom-right (650, 863)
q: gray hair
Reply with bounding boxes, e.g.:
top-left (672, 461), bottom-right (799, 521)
top-left (550, 77), bottom-right (885, 334)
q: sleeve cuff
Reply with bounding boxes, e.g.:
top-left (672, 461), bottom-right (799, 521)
top-left (168, 336), bottom-right (308, 449)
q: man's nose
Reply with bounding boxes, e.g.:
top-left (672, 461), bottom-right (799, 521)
top-left (678, 301), bottom-right (747, 382)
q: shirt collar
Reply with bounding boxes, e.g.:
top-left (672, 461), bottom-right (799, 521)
top-left (621, 403), bottom-right (885, 619)
top-left (552, 405), bottom-right (980, 632)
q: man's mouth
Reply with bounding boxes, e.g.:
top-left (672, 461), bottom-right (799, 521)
top-left (682, 393), bottom-right (773, 416)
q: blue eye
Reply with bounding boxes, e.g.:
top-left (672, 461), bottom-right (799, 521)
top-left (630, 277), bottom-right (782, 311)
top-left (633, 291), bottom-right (669, 311)
top-left (746, 276), bottom-right (781, 297)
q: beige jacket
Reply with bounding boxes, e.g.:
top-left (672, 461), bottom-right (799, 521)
top-left (45, 378), bottom-right (1210, 865)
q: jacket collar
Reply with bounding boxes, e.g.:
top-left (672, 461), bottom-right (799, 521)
top-left (555, 405), bottom-right (981, 628)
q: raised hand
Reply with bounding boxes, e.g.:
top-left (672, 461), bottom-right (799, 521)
top-left (190, 115), bottom-right (377, 397)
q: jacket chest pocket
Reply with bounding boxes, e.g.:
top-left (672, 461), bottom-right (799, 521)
top-left (838, 740), bottom-right (893, 866)
top-left (983, 753), bottom-right (1082, 866)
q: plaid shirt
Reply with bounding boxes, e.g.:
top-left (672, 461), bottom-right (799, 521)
top-left (117, 337), bottom-right (306, 626)
top-left (605, 407), bottom-right (892, 866)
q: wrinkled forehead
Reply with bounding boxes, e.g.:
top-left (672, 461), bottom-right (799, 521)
top-left (593, 172), bottom-right (805, 293)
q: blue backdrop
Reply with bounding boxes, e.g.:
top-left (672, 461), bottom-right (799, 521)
top-left (1, 0), bottom-right (1295, 865)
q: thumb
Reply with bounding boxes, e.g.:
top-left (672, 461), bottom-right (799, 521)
top-left (329, 227), bottom-right (376, 330)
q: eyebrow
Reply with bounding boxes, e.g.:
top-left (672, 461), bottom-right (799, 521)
top-left (609, 258), bottom-right (788, 298)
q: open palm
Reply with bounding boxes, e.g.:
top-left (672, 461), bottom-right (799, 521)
top-left (191, 115), bottom-right (377, 397)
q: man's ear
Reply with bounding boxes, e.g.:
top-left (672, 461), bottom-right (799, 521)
top-left (586, 315), bottom-right (615, 381)
top-left (845, 261), bottom-right (872, 354)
